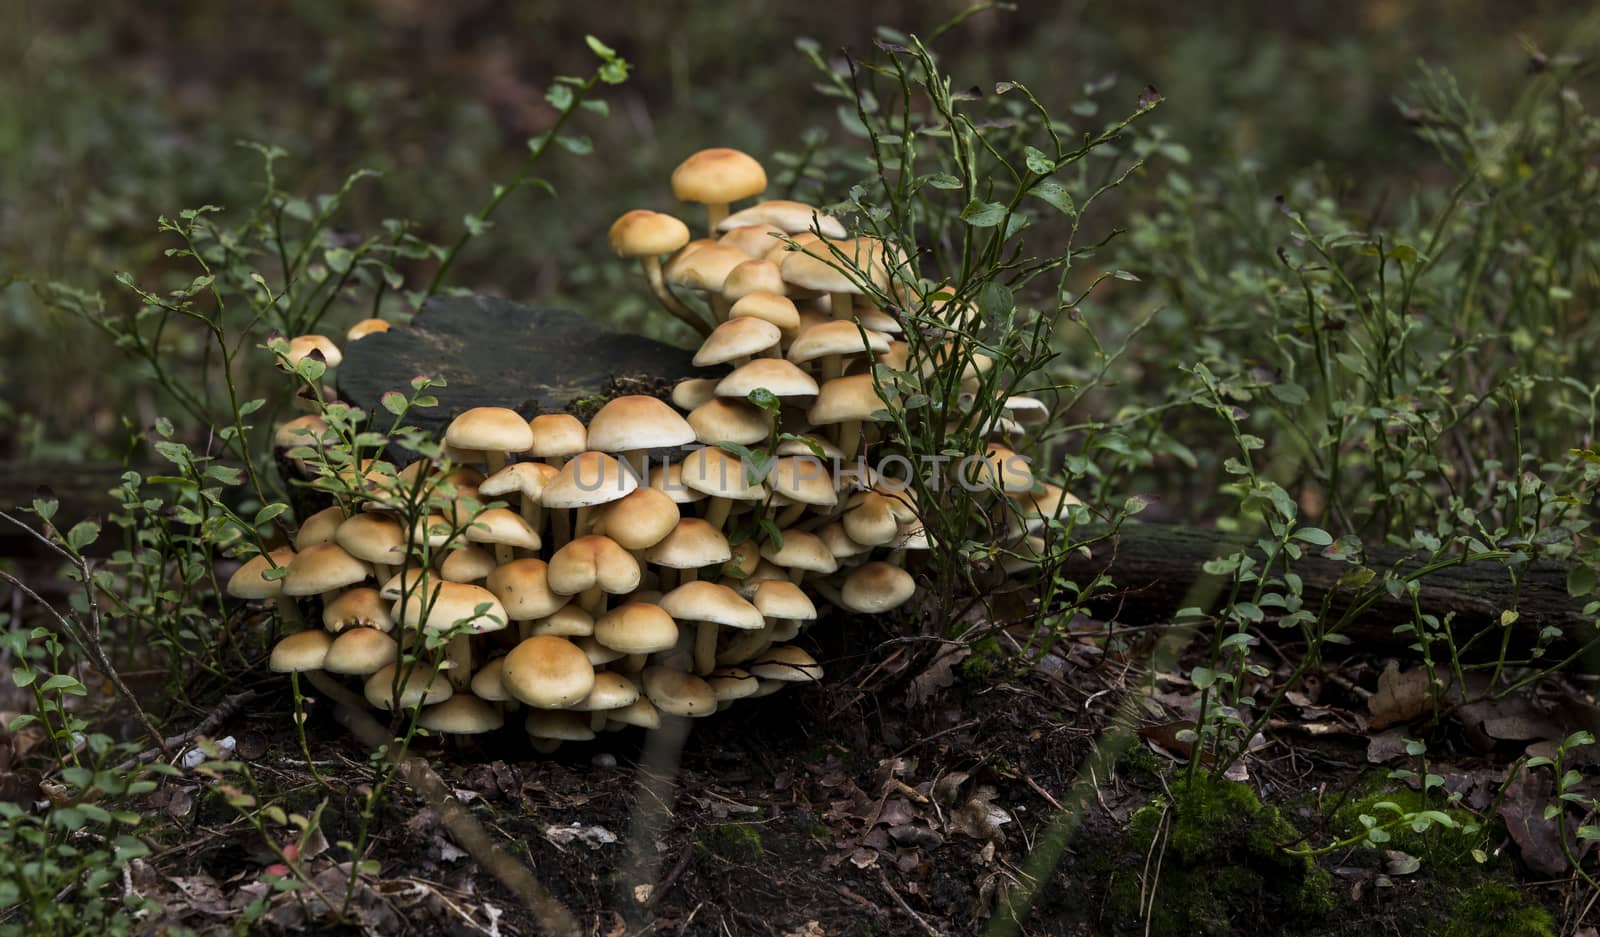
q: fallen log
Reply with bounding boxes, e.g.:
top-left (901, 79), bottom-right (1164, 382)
top-left (1058, 522), bottom-right (1595, 654)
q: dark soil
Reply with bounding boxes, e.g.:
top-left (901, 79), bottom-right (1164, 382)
top-left (120, 620), bottom-right (1581, 937)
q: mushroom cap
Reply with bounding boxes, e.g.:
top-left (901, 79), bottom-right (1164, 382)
top-left (408, 513), bottom-right (459, 551)
top-left (749, 645), bottom-right (824, 683)
top-left (679, 446), bottom-right (766, 501)
top-left (719, 199), bottom-right (847, 239)
top-left (608, 697), bottom-right (662, 730)
top-left (274, 415), bottom-right (332, 450)
top-left (852, 304), bottom-right (902, 334)
top-left (294, 506), bottom-right (346, 550)
top-left (227, 547), bottom-right (297, 599)
top-left (503, 636), bottom-right (596, 709)
top-left (780, 240), bottom-right (862, 295)
top-left (966, 444), bottom-right (1034, 494)
top-left (530, 605), bottom-right (593, 638)
top-left (786, 320), bottom-right (890, 364)
top-left (819, 521), bottom-right (872, 560)
top-left (1011, 483), bottom-right (1083, 534)
top-left (419, 693), bottom-right (504, 734)
top-left (671, 148), bottom-right (767, 206)
top-left (485, 559), bottom-right (566, 620)
top-left (594, 602), bottom-right (680, 655)
top-left (721, 258), bottom-right (790, 304)
top-left (547, 535), bottom-right (642, 596)
top-left (524, 710), bottom-right (596, 742)
top-left (586, 395), bottom-right (695, 453)
top-left (641, 666), bottom-right (718, 717)
top-left (843, 492), bottom-right (900, 546)
top-left (840, 561), bottom-right (917, 614)
top-left (594, 487), bottom-right (680, 551)
top-left (479, 462), bottom-right (558, 501)
top-left (728, 292), bottom-right (801, 331)
top-left (659, 580), bottom-right (763, 630)
top-left (527, 413), bottom-right (588, 458)
top-left (775, 434), bottom-right (844, 460)
top-left (707, 667), bottom-right (761, 702)
top-left (764, 230), bottom-right (823, 264)
top-left (719, 226), bottom-right (788, 264)
top-left (694, 317), bottom-right (782, 367)
top-left (571, 671), bottom-right (641, 712)
top-left (644, 518), bottom-right (733, 570)
top-left (609, 209), bottom-right (692, 258)
top-left (671, 378), bottom-right (719, 412)
top-left (395, 581), bottom-right (508, 634)
top-left (575, 635), bottom-right (625, 666)
top-left (716, 359), bottom-right (819, 399)
top-left (335, 513), bottom-right (406, 566)
top-left (663, 241), bottom-right (751, 293)
top-left (346, 318), bottom-right (391, 342)
top-left (648, 462), bottom-right (709, 505)
top-left (464, 507), bottom-right (542, 551)
top-left (445, 407), bottom-right (534, 453)
top-left (282, 543), bottom-right (370, 596)
top-left (323, 587), bottom-right (396, 633)
top-left (766, 456), bottom-right (838, 508)
top-left (877, 340), bottom-right (911, 372)
top-left (286, 334), bottom-right (343, 368)
top-left (470, 657), bottom-right (510, 701)
top-left (364, 663), bottom-right (453, 710)
top-left (269, 631), bottom-right (333, 673)
top-left (438, 544), bottom-right (498, 583)
top-left (807, 374), bottom-right (893, 426)
top-left (542, 451), bottom-right (639, 509)
top-left (378, 565), bottom-right (434, 602)
top-left (760, 529), bottom-right (838, 575)
top-left (324, 627), bottom-right (399, 675)
top-left (725, 540), bottom-right (761, 579)
top-left (752, 579), bottom-right (819, 621)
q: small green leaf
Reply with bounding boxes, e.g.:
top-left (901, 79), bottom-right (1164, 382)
top-left (585, 35), bottom-right (618, 61)
top-left (67, 521), bottom-right (101, 552)
top-left (961, 200), bottom-right (1009, 227)
top-left (1029, 181), bottom-right (1077, 216)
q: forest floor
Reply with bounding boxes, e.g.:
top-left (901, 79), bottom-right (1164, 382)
top-left (55, 609), bottom-right (1593, 937)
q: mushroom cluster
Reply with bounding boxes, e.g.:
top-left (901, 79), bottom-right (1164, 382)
top-left (243, 146), bottom-right (1078, 750)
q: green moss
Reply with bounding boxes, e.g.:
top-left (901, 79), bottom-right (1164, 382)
top-left (563, 395), bottom-right (612, 423)
top-left (1104, 773), bottom-right (1334, 936)
top-left (1329, 777), bottom-right (1486, 874)
top-left (698, 822), bottom-right (764, 862)
top-left (1436, 883), bottom-right (1554, 937)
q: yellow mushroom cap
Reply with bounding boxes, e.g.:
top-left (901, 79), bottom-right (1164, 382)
top-left (609, 210), bottom-right (692, 258)
top-left (502, 635), bottom-right (596, 709)
top-left (671, 148), bottom-right (767, 206)
top-left (270, 631), bottom-right (332, 672)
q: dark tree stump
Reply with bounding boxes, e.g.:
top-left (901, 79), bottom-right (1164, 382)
top-left (337, 295), bottom-right (708, 435)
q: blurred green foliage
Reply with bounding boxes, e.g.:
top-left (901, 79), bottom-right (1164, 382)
top-left (3, 0), bottom-right (1592, 462)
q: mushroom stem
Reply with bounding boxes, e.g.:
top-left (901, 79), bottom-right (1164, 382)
top-left (552, 510), bottom-right (572, 550)
top-left (590, 711), bottom-right (608, 732)
top-left (640, 257), bottom-right (713, 336)
top-left (621, 653), bottom-right (647, 673)
top-left (703, 498), bottom-right (732, 531)
top-left (574, 506), bottom-right (594, 538)
top-left (579, 585), bottom-right (605, 617)
top-left (518, 498), bottom-right (544, 541)
top-left (775, 502), bottom-right (807, 528)
top-left (829, 292), bottom-right (853, 320)
top-left (484, 451), bottom-right (507, 477)
top-left (693, 622), bottom-right (718, 675)
top-left (705, 203), bottom-right (730, 238)
top-left (493, 544), bottom-right (514, 566)
top-left (274, 595), bottom-right (305, 629)
top-left (303, 668), bottom-right (367, 711)
top-left (823, 354), bottom-right (845, 382)
top-left (446, 634), bottom-right (473, 689)
top-left (839, 420), bottom-right (864, 462)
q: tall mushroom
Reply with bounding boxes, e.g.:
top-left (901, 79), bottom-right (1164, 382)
top-left (659, 580), bottom-right (763, 676)
top-left (671, 148), bottom-right (768, 237)
top-left (609, 209), bottom-right (707, 335)
top-left (585, 395), bottom-right (696, 483)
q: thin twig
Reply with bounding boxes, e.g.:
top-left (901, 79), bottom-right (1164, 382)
top-left (301, 672), bottom-right (581, 937)
top-left (879, 869), bottom-right (943, 937)
top-left (112, 689), bottom-right (259, 773)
